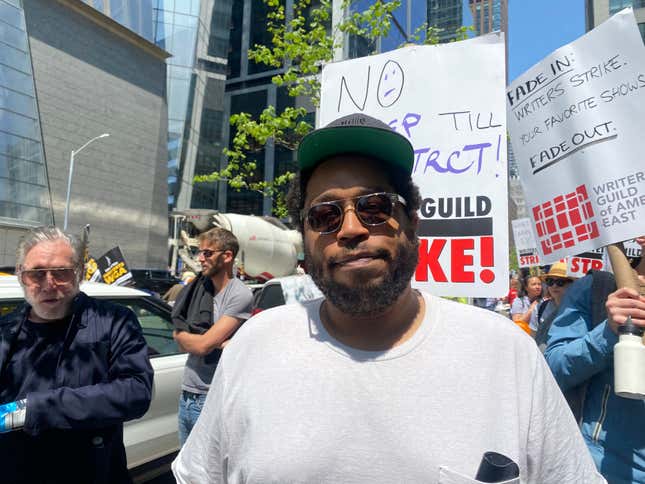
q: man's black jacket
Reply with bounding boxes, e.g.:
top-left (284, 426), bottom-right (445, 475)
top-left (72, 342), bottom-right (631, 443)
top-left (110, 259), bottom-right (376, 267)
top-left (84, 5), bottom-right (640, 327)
top-left (0, 292), bottom-right (153, 483)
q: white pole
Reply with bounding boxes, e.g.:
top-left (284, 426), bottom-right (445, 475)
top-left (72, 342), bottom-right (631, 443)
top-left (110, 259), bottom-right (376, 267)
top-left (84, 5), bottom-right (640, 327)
top-left (63, 149), bottom-right (75, 231)
top-left (62, 133), bottom-right (110, 231)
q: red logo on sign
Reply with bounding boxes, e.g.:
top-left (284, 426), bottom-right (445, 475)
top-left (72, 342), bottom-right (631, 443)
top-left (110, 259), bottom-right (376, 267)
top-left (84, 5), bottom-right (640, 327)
top-left (532, 185), bottom-right (599, 255)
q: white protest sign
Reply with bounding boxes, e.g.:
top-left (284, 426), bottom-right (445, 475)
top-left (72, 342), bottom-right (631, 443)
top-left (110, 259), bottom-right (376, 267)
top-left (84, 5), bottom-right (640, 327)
top-left (566, 248), bottom-right (605, 278)
top-left (320, 36), bottom-right (508, 297)
top-left (624, 239), bottom-right (643, 259)
top-left (507, 8), bottom-right (645, 263)
top-left (512, 218), bottom-right (541, 267)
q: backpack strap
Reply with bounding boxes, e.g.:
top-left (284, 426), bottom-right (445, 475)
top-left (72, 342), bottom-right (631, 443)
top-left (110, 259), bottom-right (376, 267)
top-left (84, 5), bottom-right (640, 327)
top-left (537, 299), bottom-right (549, 324)
top-left (565, 270), bottom-right (618, 426)
top-left (589, 270), bottom-right (617, 328)
top-left (535, 300), bottom-right (555, 353)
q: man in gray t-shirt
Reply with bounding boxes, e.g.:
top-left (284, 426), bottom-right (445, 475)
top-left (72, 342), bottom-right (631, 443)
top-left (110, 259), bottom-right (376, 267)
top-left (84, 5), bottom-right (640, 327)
top-left (173, 227), bottom-right (253, 445)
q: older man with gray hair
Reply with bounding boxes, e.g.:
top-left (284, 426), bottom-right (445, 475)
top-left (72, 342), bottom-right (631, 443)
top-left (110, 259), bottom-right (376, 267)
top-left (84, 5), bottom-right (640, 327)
top-left (0, 226), bottom-right (153, 484)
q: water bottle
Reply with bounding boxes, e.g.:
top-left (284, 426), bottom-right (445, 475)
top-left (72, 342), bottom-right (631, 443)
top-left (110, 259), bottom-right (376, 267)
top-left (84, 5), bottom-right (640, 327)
top-left (0, 399), bottom-right (27, 432)
top-left (614, 316), bottom-right (645, 400)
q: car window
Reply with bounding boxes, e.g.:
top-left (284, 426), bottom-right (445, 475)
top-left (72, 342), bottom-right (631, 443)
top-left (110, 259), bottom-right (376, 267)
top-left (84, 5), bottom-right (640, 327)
top-left (0, 294), bottom-right (181, 357)
top-left (112, 298), bottom-right (182, 358)
top-left (255, 283), bottom-right (286, 310)
top-left (279, 275), bottom-right (324, 304)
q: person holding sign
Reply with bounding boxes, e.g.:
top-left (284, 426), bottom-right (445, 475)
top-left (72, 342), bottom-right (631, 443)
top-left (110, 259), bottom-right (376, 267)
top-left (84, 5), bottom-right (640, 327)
top-left (545, 236), bottom-right (645, 484)
top-left (172, 113), bottom-right (603, 483)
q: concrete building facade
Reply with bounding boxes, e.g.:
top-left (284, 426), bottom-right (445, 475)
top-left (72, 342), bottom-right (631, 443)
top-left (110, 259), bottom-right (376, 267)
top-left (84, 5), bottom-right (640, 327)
top-left (0, 0), bottom-right (170, 268)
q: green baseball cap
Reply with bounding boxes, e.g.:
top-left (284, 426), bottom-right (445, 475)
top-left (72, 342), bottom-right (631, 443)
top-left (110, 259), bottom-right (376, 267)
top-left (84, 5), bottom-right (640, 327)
top-left (297, 113), bottom-right (414, 174)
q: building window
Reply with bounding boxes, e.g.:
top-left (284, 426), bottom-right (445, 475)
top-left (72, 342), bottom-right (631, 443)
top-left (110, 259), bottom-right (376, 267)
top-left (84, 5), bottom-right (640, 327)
top-left (225, 89), bottom-right (268, 215)
top-left (248, 0), bottom-right (277, 74)
top-left (0, 1), bottom-right (51, 225)
top-left (639, 22), bottom-right (645, 43)
top-left (610, 0), bottom-right (645, 15)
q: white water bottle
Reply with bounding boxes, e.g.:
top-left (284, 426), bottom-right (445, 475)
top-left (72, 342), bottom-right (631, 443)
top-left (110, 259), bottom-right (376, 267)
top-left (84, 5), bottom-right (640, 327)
top-left (614, 316), bottom-right (645, 400)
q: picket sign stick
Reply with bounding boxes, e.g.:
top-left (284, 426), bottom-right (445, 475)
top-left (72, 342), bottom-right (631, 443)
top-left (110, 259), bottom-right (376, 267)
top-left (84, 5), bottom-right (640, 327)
top-left (606, 242), bottom-right (645, 345)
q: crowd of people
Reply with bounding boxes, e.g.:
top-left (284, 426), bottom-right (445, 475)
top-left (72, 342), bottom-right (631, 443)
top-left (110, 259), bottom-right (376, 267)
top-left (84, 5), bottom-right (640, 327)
top-left (488, 247), bottom-right (645, 483)
top-left (0, 113), bottom-right (643, 483)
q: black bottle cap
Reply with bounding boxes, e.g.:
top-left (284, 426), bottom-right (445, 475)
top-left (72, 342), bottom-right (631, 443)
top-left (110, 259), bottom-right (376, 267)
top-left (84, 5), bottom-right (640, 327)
top-left (618, 316), bottom-right (644, 336)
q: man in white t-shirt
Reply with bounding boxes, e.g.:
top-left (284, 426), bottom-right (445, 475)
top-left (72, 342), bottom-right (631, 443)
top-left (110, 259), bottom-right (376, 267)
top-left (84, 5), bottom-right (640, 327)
top-left (172, 113), bottom-right (604, 483)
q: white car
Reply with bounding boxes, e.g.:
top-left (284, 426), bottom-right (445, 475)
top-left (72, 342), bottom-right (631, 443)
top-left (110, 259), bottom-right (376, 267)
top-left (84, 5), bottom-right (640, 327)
top-left (0, 276), bottom-right (187, 481)
top-left (252, 274), bottom-right (324, 315)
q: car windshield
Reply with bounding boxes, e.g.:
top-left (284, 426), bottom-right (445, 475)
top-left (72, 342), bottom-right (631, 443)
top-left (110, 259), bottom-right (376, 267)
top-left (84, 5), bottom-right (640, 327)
top-left (278, 275), bottom-right (323, 305)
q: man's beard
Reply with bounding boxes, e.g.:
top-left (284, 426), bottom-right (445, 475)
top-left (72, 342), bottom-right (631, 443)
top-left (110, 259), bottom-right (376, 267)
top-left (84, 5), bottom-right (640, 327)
top-left (306, 235), bottom-right (419, 317)
top-left (203, 256), bottom-right (225, 278)
top-left (25, 288), bottom-right (78, 321)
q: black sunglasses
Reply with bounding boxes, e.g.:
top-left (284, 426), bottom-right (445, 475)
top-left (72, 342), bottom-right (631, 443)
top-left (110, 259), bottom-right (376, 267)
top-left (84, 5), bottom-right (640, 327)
top-left (303, 192), bottom-right (406, 235)
top-left (20, 267), bottom-right (77, 285)
top-left (196, 249), bottom-right (225, 258)
top-left (545, 278), bottom-right (572, 287)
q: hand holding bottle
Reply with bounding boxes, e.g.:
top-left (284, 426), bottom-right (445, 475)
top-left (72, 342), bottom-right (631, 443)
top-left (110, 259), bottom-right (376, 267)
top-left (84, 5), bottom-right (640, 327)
top-left (606, 287), bottom-right (645, 335)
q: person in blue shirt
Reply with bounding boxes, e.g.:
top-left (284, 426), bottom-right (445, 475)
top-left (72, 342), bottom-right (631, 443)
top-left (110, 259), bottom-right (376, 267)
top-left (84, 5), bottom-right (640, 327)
top-left (545, 236), bottom-right (645, 484)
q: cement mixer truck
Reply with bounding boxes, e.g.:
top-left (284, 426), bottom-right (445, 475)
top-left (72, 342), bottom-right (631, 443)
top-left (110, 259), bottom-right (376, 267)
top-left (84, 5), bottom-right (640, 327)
top-left (169, 210), bottom-right (302, 282)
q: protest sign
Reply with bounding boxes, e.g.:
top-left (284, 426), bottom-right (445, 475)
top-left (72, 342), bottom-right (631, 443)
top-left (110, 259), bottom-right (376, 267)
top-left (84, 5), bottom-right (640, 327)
top-left (85, 256), bottom-right (101, 282)
top-left (624, 239), bottom-right (642, 259)
top-left (567, 248), bottom-right (605, 278)
top-left (96, 247), bottom-right (133, 286)
top-left (507, 9), bottom-right (645, 263)
top-left (320, 35), bottom-right (508, 296)
top-left (512, 218), bottom-right (541, 267)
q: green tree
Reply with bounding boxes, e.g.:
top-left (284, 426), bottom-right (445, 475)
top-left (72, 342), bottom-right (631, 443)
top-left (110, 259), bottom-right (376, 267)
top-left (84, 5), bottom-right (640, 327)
top-left (195, 0), bottom-right (471, 217)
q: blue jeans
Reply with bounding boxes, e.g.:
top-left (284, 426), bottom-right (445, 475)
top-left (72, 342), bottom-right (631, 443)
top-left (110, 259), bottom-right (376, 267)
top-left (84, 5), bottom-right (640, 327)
top-left (178, 390), bottom-right (207, 446)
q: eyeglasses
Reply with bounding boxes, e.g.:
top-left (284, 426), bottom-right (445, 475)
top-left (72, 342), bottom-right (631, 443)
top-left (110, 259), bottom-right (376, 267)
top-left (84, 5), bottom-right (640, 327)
top-left (20, 268), bottom-right (77, 285)
top-left (303, 192), bottom-right (406, 235)
top-left (545, 278), bottom-right (572, 287)
top-left (196, 249), bottom-right (224, 258)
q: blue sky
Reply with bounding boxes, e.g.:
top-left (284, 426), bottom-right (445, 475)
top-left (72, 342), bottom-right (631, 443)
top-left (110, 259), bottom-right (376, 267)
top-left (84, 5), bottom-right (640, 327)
top-left (505, 0), bottom-right (586, 81)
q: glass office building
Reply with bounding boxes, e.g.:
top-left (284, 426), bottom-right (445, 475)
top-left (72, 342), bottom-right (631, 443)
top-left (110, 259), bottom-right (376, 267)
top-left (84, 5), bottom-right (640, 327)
top-left (609, 0), bottom-right (645, 15)
top-left (469, 0), bottom-right (507, 36)
top-left (165, 0), bottom-right (231, 211)
top-left (427, 0), bottom-right (463, 43)
top-left (378, 0), bottom-right (427, 52)
top-left (84, 0), bottom-right (232, 212)
top-left (82, 0), bottom-right (154, 42)
top-left (0, 0), bottom-right (52, 226)
top-left (152, 0), bottom-right (232, 211)
top-left (224, 0), bottom-right (431, 216)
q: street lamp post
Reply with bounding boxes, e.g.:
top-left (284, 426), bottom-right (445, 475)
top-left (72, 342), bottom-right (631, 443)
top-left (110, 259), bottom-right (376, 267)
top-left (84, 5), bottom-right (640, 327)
top-left (63, 133), bottom-right (110, 230)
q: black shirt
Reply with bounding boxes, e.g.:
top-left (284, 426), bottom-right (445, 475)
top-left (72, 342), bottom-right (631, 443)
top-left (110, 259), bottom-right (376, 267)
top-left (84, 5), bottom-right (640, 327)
top-left (0, 317), bottom-right (70, 404)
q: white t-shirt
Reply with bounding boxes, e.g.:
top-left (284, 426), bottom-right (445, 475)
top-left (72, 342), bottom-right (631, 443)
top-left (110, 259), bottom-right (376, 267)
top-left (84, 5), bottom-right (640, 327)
top-left (173, 292), bottom-right (604, 484)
